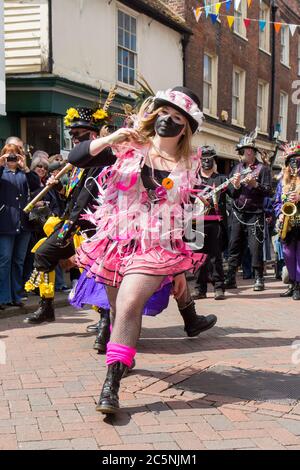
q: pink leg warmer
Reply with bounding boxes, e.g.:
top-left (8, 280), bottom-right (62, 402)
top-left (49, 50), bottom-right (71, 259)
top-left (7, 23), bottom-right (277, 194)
top-left (106, 342), bottom-right (136, 368)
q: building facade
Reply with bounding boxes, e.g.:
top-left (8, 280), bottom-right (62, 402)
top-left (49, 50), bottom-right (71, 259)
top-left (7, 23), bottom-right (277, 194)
top-left (166, 0), bottom-right (300, 171)
top-left (0, 0), bottom-right (5, 116)
top-left (1, 0), bottom-right (189, 154)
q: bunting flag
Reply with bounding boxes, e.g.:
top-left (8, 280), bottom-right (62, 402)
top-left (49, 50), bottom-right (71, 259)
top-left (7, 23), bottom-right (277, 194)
top-left (259, 20), bottom-right (266, 31)
top-left (274, 22), bottom-right (282, 34)
top-left (215, 2), bottom-right (222, 15)
top-left (244, 18), bottom-right (251, 30)
top-left (210, 13), bottom-right (218, 24)
top-left (227, 15), bottom-right (235, 29)
top-left (191, 1), bottom-right (300, 37)
top-left (193, 7), bottom-right (202, 22)
top-left (289, 24), bottom-right (297, 36)
top-left (204, 5), bottom-right (211, 18)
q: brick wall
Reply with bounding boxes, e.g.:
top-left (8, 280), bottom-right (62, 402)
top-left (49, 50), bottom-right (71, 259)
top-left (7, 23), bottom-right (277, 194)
top-left (168, 0), bottom-right (300, 143)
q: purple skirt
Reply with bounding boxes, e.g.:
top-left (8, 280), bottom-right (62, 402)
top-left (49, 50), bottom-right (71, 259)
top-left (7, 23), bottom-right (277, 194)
top-left (69, 270), bottom-right (172, 316)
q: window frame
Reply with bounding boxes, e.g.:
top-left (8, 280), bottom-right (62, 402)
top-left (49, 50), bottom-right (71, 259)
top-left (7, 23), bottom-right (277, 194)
top-left (279, 91), bottom-right (288, 141)
top-left (256, 80), bottom-right (269, 134)
top-left (203, 52), bottom-right (218, 117)
top-left (117, 8), bottom-right (138, 89)
top-left (232, 66), bottom-right (246, 127)
top-left (280, 25), bottom-right (290, 67)
top-left (233, 1), bottom-right (248, 39)
top-left (259, 1), bottom-right (270, 54)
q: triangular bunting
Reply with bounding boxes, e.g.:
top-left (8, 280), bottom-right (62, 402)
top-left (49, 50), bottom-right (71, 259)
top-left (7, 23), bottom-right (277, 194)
top-left (215, 2), bottom-right (222, 15)
top-left (210, 13), bottom-right (218, 25)
top-left (204, 5), bottom-right (211, 18)
top-left (244, 18), bottom-right (251, 29)
top-left (274, 22), bottom-right (282, 34)
top-left (234, 0), bottom-right (241, 10)
top-left (226, 0), bottom-right (232, 12)
top-left (227, 15), bottom-right (235, 29)
top-left (193, 7), bottom-right (202, 23)
top-left (247, 0), bottom-right (252, 7)
top-left (259, 20), bottom-right (266, 32)
top-left (289, 24), bottom-right (297, 36)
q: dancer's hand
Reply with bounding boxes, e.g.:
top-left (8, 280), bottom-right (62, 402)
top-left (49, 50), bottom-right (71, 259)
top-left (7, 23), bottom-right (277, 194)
top-left (46, 174), bottom-right (60, 186)
top-left (106, 128), bottom-right (140, 145)
top-left (172, 273), bottom-right (187, 300)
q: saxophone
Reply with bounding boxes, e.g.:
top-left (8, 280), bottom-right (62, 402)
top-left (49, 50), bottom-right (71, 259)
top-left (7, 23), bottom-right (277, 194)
top-left (280, 172), bottom-right (299, 240)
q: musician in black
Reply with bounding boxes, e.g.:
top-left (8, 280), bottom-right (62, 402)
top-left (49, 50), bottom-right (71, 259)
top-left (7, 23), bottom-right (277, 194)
top-left (195, 146), bottom-right (236, 300)
top-left (23, 106), bottom-right (115, 325)
top-left (224, 132), bottom-right (272, 291)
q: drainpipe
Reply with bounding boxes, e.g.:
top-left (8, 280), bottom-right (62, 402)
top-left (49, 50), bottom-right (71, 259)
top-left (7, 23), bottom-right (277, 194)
top-left (269, 0), bottom-right (278, 141)
top-left (181, 33), bottom-right (190, 87)
top-left (48, 0), bottom-right (53, 73)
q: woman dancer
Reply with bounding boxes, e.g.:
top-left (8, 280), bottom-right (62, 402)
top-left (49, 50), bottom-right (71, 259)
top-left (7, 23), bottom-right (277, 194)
top-left (68, 86), bottom-right (217, 414)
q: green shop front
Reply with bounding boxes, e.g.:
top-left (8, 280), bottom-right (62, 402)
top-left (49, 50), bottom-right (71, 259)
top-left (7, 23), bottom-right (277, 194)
top-left (0, 75), bottom-right (130, 156)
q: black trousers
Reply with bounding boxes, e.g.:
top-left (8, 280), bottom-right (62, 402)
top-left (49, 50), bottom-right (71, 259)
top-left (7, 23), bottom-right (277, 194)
top-left (227, 211), bottom-right (265, 271)
top-left (34, 229), bottom-right (75, 273)
top-left (196, 222), bottom-right (225, 293)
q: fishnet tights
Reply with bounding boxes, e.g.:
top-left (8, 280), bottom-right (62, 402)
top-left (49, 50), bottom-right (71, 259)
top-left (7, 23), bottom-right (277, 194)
top-left (105, 274), bottom-right (165, 348)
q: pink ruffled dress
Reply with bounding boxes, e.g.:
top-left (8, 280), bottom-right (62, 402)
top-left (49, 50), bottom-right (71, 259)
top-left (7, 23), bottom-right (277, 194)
top-left (76, 143), bottom-right (206, 287)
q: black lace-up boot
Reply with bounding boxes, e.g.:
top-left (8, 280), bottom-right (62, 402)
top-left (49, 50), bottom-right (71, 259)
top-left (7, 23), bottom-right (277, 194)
top-left (96, 362), bottom-right (128, 414)
top-left (23, 298), bottom-right (55, 324)
top-left (179, 300), bottom-right (217, 337)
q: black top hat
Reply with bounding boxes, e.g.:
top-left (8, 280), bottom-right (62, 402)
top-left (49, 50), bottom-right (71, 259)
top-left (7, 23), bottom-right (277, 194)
top-left (64, 107), bottom-right (107, 131)
top-left (153, 86), bottom-right (203, 134)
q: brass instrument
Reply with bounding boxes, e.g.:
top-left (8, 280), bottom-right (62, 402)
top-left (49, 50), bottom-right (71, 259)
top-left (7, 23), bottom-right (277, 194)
top-left (279, 174), bottom-right (300, 240)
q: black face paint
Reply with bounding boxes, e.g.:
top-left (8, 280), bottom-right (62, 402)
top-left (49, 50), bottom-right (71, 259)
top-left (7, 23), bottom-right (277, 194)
top-left (201, 157), bottom-right (214, 170)
top-left (154, 115), bottom-right (184, 138)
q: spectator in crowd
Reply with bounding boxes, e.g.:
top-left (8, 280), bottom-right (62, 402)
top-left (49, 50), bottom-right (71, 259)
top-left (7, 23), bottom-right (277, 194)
top-left (0, 143), bottom-right (40, 309)
top-left (5, 136), bottom-right (24, 150)
top-left (31, 157), bottom-right (49, 187)
top-left (48, 154), bottom-right (64, 165)
top-left (32, 150), bottom-right (49, 162)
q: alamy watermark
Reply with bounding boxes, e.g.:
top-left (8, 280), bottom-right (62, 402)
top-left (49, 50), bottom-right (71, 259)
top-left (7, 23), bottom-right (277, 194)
top-left (291, 81), bottom-right (300, 105)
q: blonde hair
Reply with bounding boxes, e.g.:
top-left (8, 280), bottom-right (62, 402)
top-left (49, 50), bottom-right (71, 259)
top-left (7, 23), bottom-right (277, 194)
top-left (134, 99), bottom-right (193, 163)
top-left (1, 143), bottom-right (25, 157)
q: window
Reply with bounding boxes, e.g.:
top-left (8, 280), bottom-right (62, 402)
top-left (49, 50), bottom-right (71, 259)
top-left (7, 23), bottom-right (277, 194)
top-left (232, 67), bottom-right (246, 126)
top-left (279, 92), bottom-right (288, 141)
top-left (257, 81), bottom-right (269, 133)
top-left (296, 105), bottom-right (300, 140)
top-left (203, 53), bottom-right (218, 116)
top-left (259, 2), bottom-right (270, 53)
top-left (280, 26), bottom-right (289, 67)
top-left (233, 1), bottom-right (247, 38)
top-left (117, 10), bottom-right (137, 86)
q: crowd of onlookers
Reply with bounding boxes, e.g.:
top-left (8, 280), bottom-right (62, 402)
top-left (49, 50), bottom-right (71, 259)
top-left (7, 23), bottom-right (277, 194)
top-left (0, 136), bottom-right (78, 310)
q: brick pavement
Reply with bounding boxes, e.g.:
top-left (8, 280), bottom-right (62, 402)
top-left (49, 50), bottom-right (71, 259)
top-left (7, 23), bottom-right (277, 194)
top-left (0, 274), bottom-right (300, 450)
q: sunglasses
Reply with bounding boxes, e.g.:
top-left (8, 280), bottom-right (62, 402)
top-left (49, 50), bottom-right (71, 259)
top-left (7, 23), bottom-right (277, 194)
top-left (36, 164), bottom-right (47, 169)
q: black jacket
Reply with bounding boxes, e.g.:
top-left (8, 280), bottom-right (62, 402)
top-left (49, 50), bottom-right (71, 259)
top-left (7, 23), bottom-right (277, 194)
top-left (66, 141), bottom-right (116, 233)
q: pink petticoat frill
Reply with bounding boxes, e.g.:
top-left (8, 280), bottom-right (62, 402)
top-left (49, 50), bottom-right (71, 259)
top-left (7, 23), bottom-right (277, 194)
top-left (76, 237), bottom-right (207, 288)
